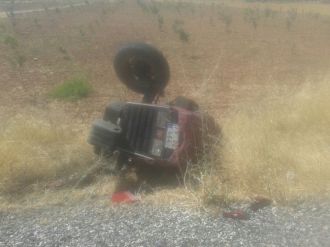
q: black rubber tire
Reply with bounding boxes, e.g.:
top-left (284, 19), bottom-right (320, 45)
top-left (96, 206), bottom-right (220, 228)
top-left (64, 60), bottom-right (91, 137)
top-left (88, 119), bottom-right (121, 155)
top-left (113, 43), bottom-right (170, 97)
top-left (103, 101), bottom-right (125, 124)
top-left (170, 96), bottom-right (199, 111)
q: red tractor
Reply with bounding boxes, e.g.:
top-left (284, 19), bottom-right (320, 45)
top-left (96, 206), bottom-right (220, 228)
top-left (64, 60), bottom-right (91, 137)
top-left (88, 43), bottom-right (219, 174)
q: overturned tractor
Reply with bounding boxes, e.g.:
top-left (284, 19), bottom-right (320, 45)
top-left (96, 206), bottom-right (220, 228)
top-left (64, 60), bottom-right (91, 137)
top-left (88, 43), bottom-right (219, 174)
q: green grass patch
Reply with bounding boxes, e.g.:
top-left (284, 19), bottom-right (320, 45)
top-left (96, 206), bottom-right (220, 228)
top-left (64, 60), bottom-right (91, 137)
top-left (0, 33), bottom-right (18, 48)
top-left (50, 77), bottom-right (92, 101)
top-left (3, 35), bottom-right (18, 49)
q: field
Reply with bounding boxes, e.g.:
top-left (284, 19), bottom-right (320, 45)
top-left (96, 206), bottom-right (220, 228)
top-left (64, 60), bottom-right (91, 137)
top-left (0, 0), bottom-right (330, 209)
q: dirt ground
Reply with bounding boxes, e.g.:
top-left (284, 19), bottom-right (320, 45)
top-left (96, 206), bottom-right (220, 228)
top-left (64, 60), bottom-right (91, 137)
top-left (1, 0), bottom-right (330, 120)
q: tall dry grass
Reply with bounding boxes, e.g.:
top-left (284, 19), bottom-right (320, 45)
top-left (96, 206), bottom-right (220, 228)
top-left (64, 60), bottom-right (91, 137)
top-left (211, 78), bottom-right (330, 202)
top-left (1, 79), bottom-right (329, 207)
top-left (0, 111), bottom-right (93, 195)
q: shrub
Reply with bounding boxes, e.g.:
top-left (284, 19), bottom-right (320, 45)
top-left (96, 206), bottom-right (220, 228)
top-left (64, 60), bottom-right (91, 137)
top-left (264, 8), bottom-right (277, 19)
top-left (150, 4), bottom-right (159, 15)
top-left (286, 8), bottom-right (298, 30)
top-left (3, 35), bottom-right (18, 49)
top-left (137, 0), bottom-right (149, 13)
top-left (58, 46), bottom-right (68, 54)
top-left (172, 19), bottom-right (189, 42)
top-left (177, 28), bottom-right (189, 42)
top-left (158, 15), bottom-right (164, 31)
top-left (50, 77), bottom-right (92, 101)
top-left (15, 53), bottom-right (26, 67)
top-left (79, 29), bottom-right (85, 38)
top-left (218, 8), bottom-right (233, 32)
top-left (244, 8), bottom-right (260, 30)
top-left (34, 18), bottom-right (40, 27)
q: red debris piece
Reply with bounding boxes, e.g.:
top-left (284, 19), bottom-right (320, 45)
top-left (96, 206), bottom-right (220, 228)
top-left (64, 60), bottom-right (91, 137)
top-left (111, 191), bottom-right (140, 204)
top-left (223, 209), bottom-right (249, 220)
top-left (250, 196), bottom-right (272, 211)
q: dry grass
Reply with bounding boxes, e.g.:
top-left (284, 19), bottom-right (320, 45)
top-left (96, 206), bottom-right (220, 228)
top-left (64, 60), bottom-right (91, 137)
top-left (202, 78), bottom-right (330, 203)
top-left (0, 110), bottom-right (93, 195)
top-left (0, 107), bottom-right (120, 209)
top-left (0, 175), bottom-right (117, 210)
top-left (166, 77), bottom-right (330, 209)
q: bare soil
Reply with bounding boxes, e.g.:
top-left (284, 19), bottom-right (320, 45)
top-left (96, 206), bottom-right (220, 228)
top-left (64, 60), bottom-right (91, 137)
top-left (1, 0), bottom-right (330, 122)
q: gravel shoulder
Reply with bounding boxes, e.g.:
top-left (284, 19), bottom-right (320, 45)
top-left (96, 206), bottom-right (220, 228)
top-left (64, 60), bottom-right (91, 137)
top-left (0, 199), bottom-right (329, 247)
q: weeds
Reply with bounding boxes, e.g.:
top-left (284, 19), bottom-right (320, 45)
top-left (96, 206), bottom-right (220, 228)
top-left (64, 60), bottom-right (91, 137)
top-left (34, 18), bottom-right (40, 27)
top-left (0, 22), bottom-right (5, 33)
top-left (218, 8), bottom-right (233, 32)
top-left (136, 0), bottom-right (160, 16)
top-left (175, 2), bottom-right (182, 14)
top-left (7, 51), bottom-right (26, 68)
top-left (190, 4), bottom-right (195, 15)
top-left (136, 0), bottom-right (149, 13)
top-left (244, 8), bottom-right (260, 30)
top-left (264, 8), bottom-right (277, 19)
top-left (15, 53), bottom-right (26, 67)
top-left (158, 15), bottom-right (164, 31)
top-left (177, 29), bottom-right (189, 42)
top-left (172, 19), bottom-right (189, 42)
top-left (286, 8), bottom-right (298, 30)
top-left (0, 33), bottom-right (26, 67)
top-left (58, 46), bottom-right (68, 55)
top-left (6, 0), bottom-right (16, 27)
top-left (50, 77), bottom-right (92, 101)
top-left (150, 3), bottom-right (159, 15)
top-left (79, 28), bottom-right (86, 38)
top-left (58, 46), bottom-right (71, 60)
top-left (3, 35), bottom-right (18, 49)
top-left (308, 12), bottom-right (321, 20)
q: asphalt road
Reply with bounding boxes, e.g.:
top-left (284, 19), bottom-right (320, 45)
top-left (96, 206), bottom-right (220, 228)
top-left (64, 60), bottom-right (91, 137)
top-left (0, 199), bottom-right (329, 247)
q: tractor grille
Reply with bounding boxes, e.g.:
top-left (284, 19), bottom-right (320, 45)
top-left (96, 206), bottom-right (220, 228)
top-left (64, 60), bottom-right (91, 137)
top-left (121, 103), bottom-right (160, 154)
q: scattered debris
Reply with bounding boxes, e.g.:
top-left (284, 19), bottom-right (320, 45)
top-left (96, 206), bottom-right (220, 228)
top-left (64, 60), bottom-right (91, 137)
top-left (223, 209), bottom-right (249, 220)
top-left (111, 191), bottom-right (140, 204)
top-left (222, 196), bottom-right (272, 220)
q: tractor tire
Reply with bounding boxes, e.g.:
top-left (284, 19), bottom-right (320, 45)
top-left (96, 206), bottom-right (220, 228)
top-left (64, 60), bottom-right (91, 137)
top-left (113, 43), bottom-right (170, 98)
top-left (170, 96), bottom-right (199, 111)
top-left (103, 101), bottom-right (125, 124)
top-left (88, 119), bottom-right (121, 156)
